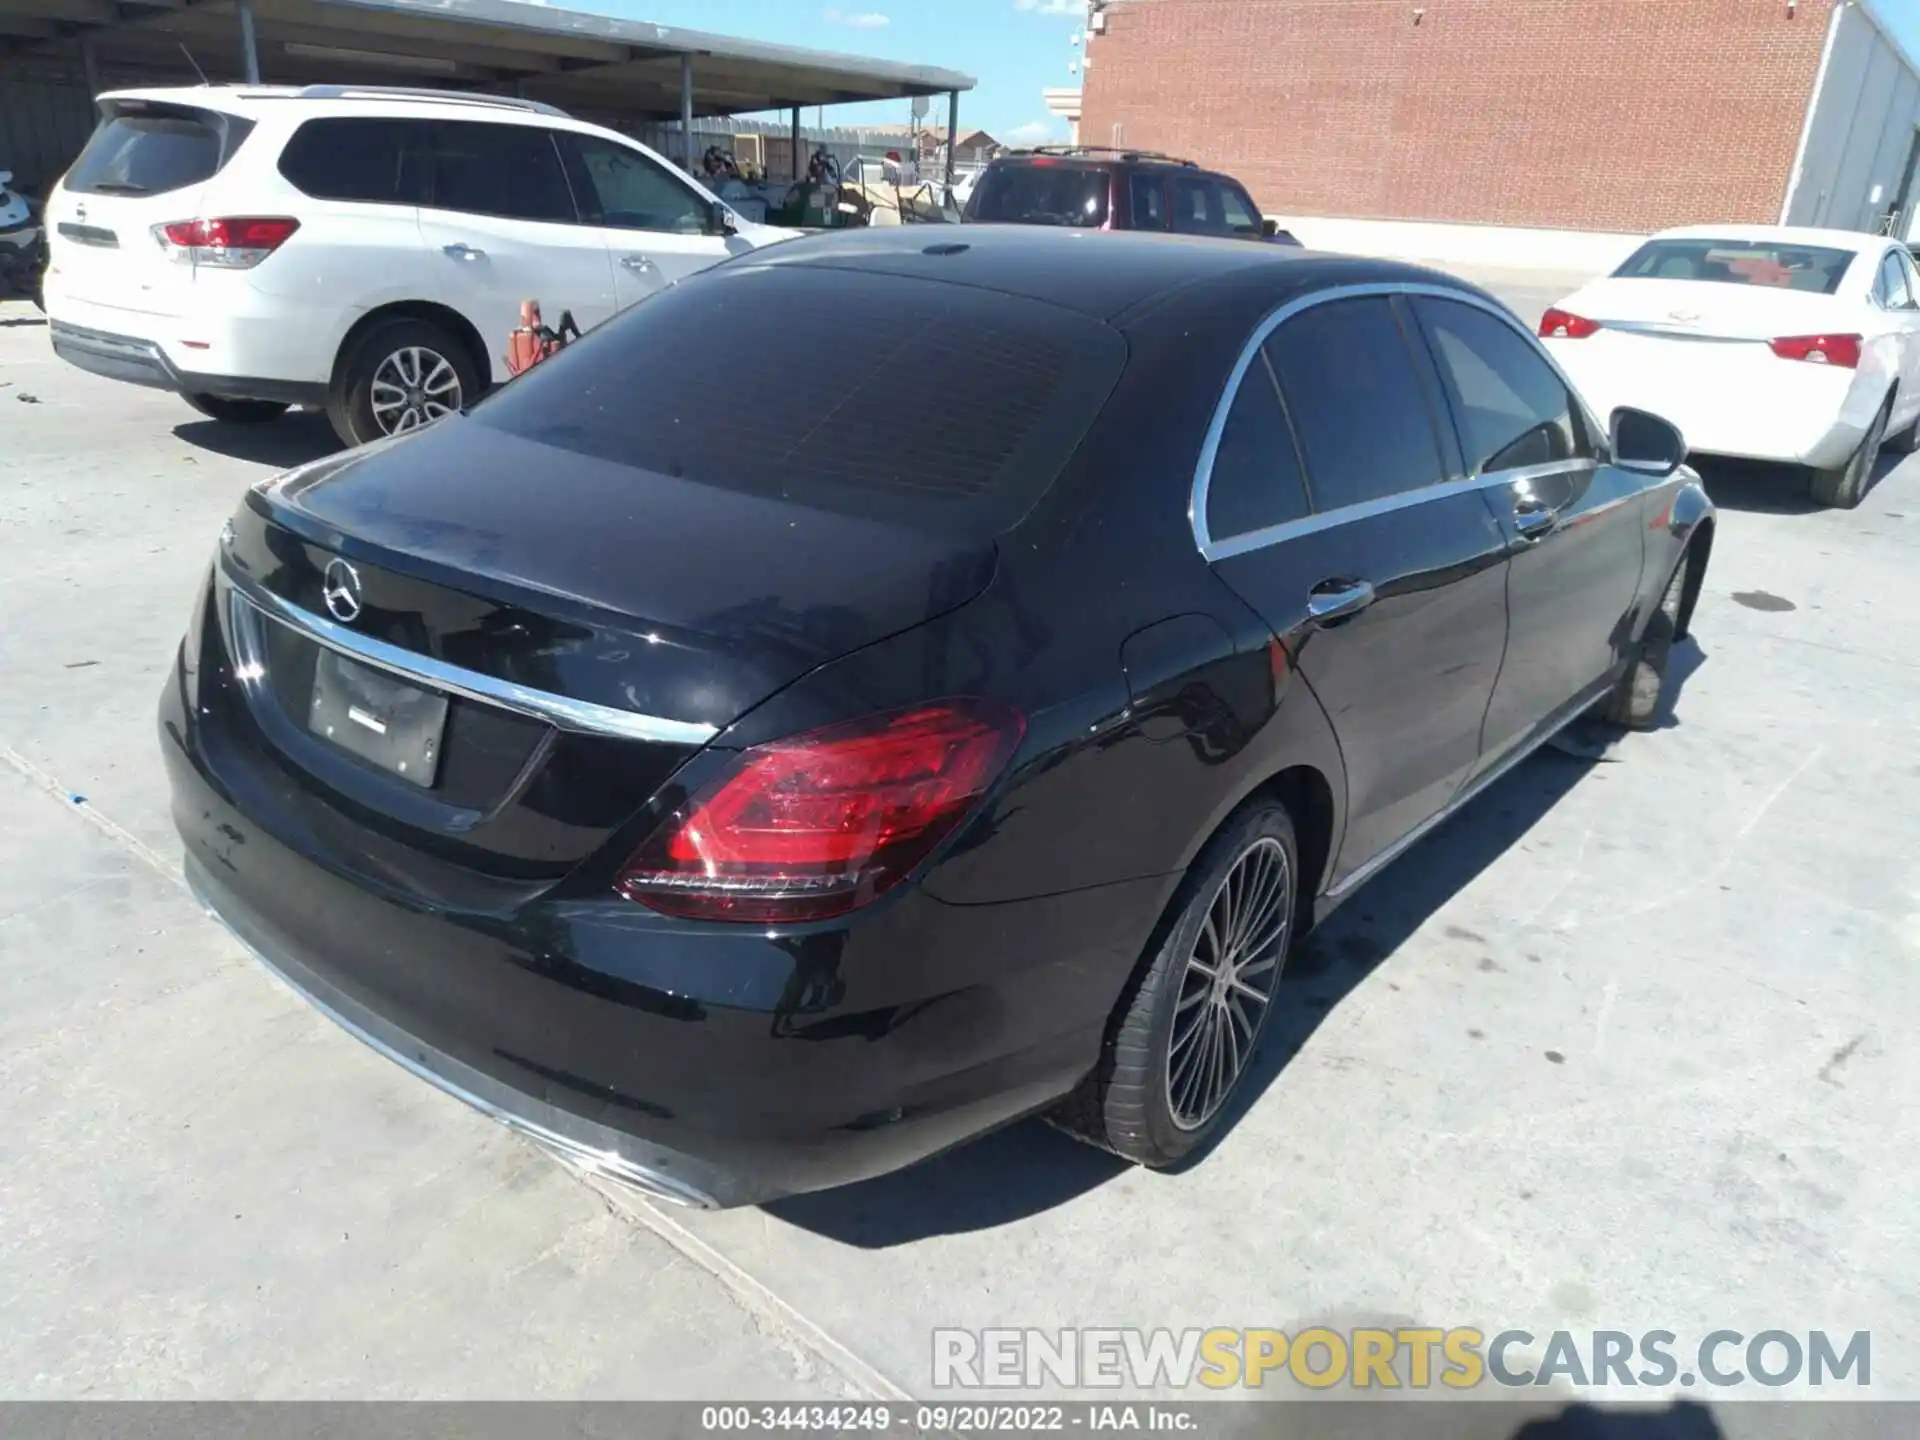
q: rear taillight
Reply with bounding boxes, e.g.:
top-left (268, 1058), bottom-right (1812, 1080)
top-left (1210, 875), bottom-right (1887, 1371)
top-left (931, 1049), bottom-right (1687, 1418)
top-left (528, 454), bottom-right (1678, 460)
top-left (617, 699), bottom-right (1025, 924)
top-left (153, 217), bottom-right (300, 269)
top-left (1768, 333), bottom-right (1861, 368)
top-left (1539, 307), bottom-right (1600, 340)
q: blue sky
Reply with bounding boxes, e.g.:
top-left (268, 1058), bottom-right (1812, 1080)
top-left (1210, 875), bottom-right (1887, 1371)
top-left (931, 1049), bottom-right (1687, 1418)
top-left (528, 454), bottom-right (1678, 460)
top-left (590, 0), bottom-right (1085, 142)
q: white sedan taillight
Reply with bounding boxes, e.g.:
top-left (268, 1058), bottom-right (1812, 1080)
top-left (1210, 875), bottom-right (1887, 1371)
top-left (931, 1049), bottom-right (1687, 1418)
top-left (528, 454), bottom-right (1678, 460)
top-left (1768, 333), bottom-right (1862, 369)
top-left (152, 217), bottom-right (300, 269)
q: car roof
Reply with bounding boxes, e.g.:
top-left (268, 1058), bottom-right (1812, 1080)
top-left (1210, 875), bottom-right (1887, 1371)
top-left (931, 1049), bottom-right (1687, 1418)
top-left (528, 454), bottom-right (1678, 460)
top-left (736, 224), bottom-right (1483, 324)
top-left (94, 84), bottom-right (570, 125)
top-left (1644, 223), bottom-right (1890, 253)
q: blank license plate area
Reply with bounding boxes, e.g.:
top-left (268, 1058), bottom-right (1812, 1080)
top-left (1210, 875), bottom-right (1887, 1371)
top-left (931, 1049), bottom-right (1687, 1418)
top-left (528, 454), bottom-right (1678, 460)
top-left (308, 648), bottom-right (448, 788)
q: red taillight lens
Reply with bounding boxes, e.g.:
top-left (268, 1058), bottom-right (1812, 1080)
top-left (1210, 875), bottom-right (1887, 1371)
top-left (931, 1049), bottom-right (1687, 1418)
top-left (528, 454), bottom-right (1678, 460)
top-left (618, 699), bottom-right (1026, 924)
top-left (1768, 333), bottom-right (1861, 368)
top-left (153, 216), bottom-right (300, 269)
top-left (1539, 307), bottom-right (1600, 340)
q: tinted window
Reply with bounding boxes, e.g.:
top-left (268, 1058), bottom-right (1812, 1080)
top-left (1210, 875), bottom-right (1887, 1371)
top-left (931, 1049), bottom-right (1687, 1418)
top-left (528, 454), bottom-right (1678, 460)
top-left (967, 163), bottom-right (1109, 227)
top-left (1265, 297), bottom-right (1444, 509)
top-left (470, 265), bottom-right (1127, 536)
top-left (278, 117), bottom-right (429, 203)
top-left (1170, 176), bottom-right (1224, 236)
top-left (1129, 172), bottom-right (1165, 229)
top-left (1206, 353), bottom-right (1311, 540)
top-left (1877, 251), bottom-right (1916, 309)
top-left (566, 136), bottom-right (708, 233)
top-left (1415, 297), bottom-right (1588, 474)
top-left (1613, 238), bottom-right (1853, 294)
top-left (1901, 248), bottom-right (1920, 301)
top-left (425, 121), bottom-right (575, 224)
top-left (1219, 184), bottom-right (1263, 238)
top-left (65, 104), bottom-right (250, 197)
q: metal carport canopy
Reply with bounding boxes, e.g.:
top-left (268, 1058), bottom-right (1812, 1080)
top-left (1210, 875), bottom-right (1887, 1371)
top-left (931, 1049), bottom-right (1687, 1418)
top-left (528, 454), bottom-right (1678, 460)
top-left (0, 0), bottom-right (975, 118)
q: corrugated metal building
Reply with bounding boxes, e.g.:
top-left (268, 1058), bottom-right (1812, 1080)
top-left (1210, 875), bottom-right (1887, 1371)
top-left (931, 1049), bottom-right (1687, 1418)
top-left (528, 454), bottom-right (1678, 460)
top-left (1079, 0), bottom-right (1920, 243)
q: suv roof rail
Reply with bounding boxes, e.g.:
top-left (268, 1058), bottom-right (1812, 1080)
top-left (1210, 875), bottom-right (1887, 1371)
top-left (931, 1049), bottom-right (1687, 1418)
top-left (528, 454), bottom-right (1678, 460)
top-left (1019, 144), bottom-right (1198, 167)
top-left (274, 85), bottom-right (571, 118)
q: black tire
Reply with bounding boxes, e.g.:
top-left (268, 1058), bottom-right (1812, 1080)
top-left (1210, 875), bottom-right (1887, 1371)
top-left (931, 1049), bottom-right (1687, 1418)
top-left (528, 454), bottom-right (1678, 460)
top-left (1887, 402), bottom-right (1920, 455)
top-left (182, 394), bottom-right (290, 424)
top-left (327, 317), bottom-right (479, 449)
top-left (1051, 800), bottom-right (1299, 1168)
top-left (1810, 393), bottom-right (1891, 509)
top-left (1603, 540), bottom-right (1700, 730)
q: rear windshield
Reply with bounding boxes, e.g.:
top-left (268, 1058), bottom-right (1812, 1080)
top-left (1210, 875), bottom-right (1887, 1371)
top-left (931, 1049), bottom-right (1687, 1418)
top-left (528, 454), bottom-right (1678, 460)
top-left (468, 263), bottom-right (1127, 536)
top-left (966, 163), bottom-right (1110, 228)
top-left (65, 102), bottom-right (252, 198)
top-left (1612, 238), bottom-right (1854, 294)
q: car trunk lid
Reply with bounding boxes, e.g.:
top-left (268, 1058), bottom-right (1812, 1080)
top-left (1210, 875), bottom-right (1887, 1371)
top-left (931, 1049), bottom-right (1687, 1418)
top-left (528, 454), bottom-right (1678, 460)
top-left (1566, 277), bottom-right (1861, 344)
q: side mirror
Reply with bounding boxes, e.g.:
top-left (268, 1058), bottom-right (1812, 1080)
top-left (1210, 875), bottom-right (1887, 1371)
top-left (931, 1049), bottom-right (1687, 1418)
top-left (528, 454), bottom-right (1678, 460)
top-left (1261, 217), bottom-right (1278, 238)
top-left (1610, 406), bottom-right (1686, 478)
top-left (706, 201), bottom-right (738, 237)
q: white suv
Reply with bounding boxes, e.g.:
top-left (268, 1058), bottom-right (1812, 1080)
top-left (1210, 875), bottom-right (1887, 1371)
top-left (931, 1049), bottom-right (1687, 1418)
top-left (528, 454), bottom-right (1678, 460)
top-left (44, 85), bottom-right (780, 446)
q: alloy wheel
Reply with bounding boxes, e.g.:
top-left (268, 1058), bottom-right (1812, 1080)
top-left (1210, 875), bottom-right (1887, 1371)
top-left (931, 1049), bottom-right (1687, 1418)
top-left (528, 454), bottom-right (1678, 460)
top-left (1166, 836), bottom-right (1292, 1131)
top-left (370, 346), bottom-right (463, 435)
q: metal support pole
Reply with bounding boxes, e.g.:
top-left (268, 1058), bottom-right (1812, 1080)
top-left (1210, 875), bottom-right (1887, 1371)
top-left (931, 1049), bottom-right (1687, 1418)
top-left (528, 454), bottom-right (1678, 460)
top-left (679, 54), bottom-right (694, 170)
top-left (945, 89), bottom-right (959, 187)
top-left (790, 105), bottom-right (802, 182)
top-left (79, 33), bottom-right (102, 98)
top-left (237, 0), bottom-right (261, 84)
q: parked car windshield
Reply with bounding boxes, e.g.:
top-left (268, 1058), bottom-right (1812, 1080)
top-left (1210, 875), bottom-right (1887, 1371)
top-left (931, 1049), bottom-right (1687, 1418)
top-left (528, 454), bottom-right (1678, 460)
top-left (467, 264), bottom-right (1128, 537)
top-left (1612, 238), bottom-right (1855, 294)
top-left (967, 163), bottom-right (1110, 227)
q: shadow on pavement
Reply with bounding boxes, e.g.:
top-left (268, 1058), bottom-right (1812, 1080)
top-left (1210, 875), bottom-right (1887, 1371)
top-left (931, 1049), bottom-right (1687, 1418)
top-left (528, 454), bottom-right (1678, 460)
top-left (1690, 453), bottom-right (1903, 514)
top-left (174, 410), bottom-right (341, 467)
top-left (0, 314), bottom-right (46, 328)
top-left (776, 744), bottom-right (1615, 1246)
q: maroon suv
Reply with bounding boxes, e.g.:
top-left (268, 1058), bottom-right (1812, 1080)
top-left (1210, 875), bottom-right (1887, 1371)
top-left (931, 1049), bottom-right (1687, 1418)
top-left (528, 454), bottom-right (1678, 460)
top-left (962, 146), bottom-right (1299, 244)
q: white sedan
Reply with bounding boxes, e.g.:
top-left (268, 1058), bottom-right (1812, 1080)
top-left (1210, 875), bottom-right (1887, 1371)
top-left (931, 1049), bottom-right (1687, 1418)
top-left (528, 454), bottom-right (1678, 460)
top-left (1541, 224), bottom-right (1920, 507)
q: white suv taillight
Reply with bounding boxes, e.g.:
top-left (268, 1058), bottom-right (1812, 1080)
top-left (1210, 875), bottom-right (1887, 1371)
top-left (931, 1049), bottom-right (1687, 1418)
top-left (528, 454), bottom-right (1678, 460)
top-left (153, 217), bottom-right (299, 269)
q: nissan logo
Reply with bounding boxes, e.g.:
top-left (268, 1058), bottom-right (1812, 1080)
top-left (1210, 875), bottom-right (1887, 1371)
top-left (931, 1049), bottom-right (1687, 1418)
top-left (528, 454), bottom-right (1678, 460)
top-left (322, 557), bottom-right (364, 624)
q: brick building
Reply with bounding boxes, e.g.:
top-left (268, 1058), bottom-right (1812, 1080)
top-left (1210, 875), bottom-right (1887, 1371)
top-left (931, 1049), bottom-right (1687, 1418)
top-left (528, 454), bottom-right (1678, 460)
top-left (1079, 0), bottom-right (1920, 245)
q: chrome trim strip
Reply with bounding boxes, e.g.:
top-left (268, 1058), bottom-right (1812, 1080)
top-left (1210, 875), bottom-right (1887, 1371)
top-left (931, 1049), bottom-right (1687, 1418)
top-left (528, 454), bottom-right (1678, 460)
top-left (187, 866), bottom-right (717, 1209)
top-left (218, 561), bottom-right (719, 747)
top-left (1191, 280), bottom-right (1606, 563)
top-left (1324, 676), bottom-right (1612, 902)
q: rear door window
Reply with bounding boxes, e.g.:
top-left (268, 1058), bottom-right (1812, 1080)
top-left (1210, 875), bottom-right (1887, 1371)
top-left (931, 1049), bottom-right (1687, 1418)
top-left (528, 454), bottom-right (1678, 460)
top-left (1129, 171), bottom-right (1166, 230)
top-left (1265, 297), bottom-right (1446, 509)
top-left (1876, 251), bottom-right (1916, 310)
top-left (1205, 351), bottom-right (1311, 540)
top-left (424, 121), bottom-right (576, 224)
top-left (277, 117), bottom-right (431, 204)
top-left (469, 264), bottom-right (1127, 536)
top-left (967, 163), bottom-right (1109, 227)
top-left (1412, 296), bottom-right (1591, 474)
top-left (65, 103), bottom-right (253, 197)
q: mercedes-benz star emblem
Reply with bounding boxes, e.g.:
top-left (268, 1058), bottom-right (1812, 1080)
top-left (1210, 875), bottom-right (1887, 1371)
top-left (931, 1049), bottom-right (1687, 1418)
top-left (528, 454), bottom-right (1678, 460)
top-left (322, 558), bottom-right (364, 624)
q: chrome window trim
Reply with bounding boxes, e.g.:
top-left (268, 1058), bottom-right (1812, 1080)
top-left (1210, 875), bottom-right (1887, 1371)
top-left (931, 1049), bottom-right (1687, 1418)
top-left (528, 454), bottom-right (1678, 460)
top-left (1190, 280), bottom-right (1606, 562)
top-left (217, 560), bottom-right (720, 747)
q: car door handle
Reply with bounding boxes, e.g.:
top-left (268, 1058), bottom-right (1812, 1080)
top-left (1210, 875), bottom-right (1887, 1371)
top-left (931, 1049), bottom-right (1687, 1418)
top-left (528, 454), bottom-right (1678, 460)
top-left (1513, 500), bottom-right (1558, 540)
top-left (442, 243), bottom-right (486, 262)
top-left (1306, 579), bottom-right (1376, 625)
top-left (620, 254), bottom-right (657, 273)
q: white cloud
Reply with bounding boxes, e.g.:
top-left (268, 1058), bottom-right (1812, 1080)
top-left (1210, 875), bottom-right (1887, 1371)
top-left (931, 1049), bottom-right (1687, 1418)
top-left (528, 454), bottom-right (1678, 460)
top-left (823, 7), bottom-right (891, 26)
top-left (1003, 119), bottom-right (1059, 145)
top-left (1014, 0), bottom-right (1083, 14)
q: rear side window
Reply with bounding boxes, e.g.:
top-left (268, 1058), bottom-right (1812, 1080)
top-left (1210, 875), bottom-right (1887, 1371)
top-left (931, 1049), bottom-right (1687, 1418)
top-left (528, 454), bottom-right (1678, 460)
top-left (1265, 297), bottom-right (1445, 510)
top-left (65, 103), bottom-right (252, 197)
top-left (1205, 352), bottom-right (1311, 540)
top-left (278, 118), bottom-right (430, 204)
top-left (469, 265), bottom-right (1127, 536)
top-left (1414, 297), bottom-right (1589, 474)
top-left (967, 163), bottom-right (1109, 227)
top-left (423, 121), bottom-right (575, 224)
top-left (1875, 251), bottom-right (1916, 310)
top-left (1613, 238), bottom-right (1854, 294)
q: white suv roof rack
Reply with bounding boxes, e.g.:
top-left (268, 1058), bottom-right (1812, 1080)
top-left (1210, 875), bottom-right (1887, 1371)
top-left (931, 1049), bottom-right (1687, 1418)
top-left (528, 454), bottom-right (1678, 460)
top-left (248, 84), bottom-right (571, 119)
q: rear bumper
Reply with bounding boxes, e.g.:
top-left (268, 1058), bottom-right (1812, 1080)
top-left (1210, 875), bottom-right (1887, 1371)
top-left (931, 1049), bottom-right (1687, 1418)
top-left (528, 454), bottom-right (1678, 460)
top-left (50, 320), bottom-right (327, 406)
top-left (161, 643), bottom-right (1150, 1207)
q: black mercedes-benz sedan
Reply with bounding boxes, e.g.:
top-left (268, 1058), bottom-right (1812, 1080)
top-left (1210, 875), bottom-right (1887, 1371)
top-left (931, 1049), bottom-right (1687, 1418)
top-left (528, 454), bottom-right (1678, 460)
top-left (162, 226), bottom-right (1712, 1208)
